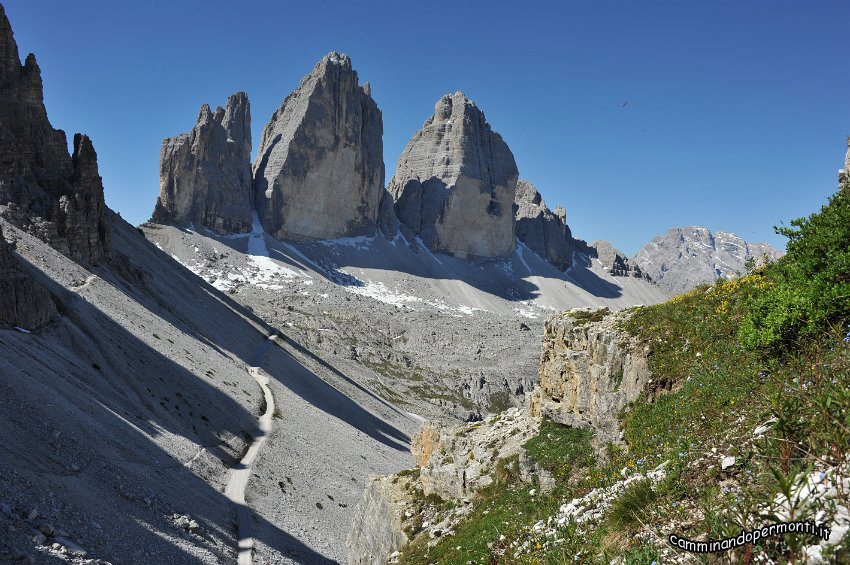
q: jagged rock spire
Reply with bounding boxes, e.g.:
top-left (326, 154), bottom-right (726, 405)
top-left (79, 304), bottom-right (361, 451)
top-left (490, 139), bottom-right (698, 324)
top-left (0, 4), bottom-right (110, 264)
top-left (253, 52), bottom-right (384, 240)
top-left (152, 92), bottom-right (254, 234)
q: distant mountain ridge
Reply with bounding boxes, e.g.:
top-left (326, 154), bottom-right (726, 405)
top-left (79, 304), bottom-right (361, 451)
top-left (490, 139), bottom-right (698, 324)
top-left (633, 226), bottom-right (783, 295)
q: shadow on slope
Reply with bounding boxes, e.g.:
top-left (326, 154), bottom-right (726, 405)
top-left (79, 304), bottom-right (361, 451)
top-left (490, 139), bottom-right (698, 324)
top-left (563, 251), bottom-right (625, 299)
top-left (120, 216), bottom-right (409, 425)
top-left (1, 254), bottom-right (334, 563)
top-left (267, 338), bottom-right (410, 452)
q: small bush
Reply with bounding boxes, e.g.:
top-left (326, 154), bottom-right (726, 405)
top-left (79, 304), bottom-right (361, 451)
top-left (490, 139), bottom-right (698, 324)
top-left (740, 185), bottom-right (850, 350)
top-left (569, 307), bottom-right (610, 326)
top-left (607, 479), bottom-right (657, 532)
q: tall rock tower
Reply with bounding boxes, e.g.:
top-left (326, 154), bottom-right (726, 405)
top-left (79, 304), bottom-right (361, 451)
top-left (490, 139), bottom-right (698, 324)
top-left (390, 92), bottom-right (518, 259)
top-left (152, 92), bottom-right (254, 234)
top-left (0, 4), bottom-right (109, 264)
top-left (253, 52), bottom-right (385, 240)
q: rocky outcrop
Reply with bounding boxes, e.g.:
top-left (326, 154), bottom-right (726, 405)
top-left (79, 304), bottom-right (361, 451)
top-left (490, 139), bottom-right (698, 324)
top-left (531, 308), bottom-right (651, 445)
top-left (347, 408), bottom-right (539, 563)
top-left (574, 239), bottom-right (647, 279)
top-left (0, 225), bottom-right (57, 330)
top-left (347, 309), bottom-right (653, 562)
top-left (253, 52), bottom-right (384, 240)
top-left (840, 139), bottom-right (849, 187)
top-left (152, 92), bottom-right (253, 234)
top-left (514, 180), bottom-right (572, 270)
top-left (346, 475), bottom-right (410, 565)
top-left (0, 5), bottom-right (109, 264)
top-left (632, 227), bottom-right (783, 295)
top-left (390, 92), bottom-right (518, 259)
top-left (415, 408), bottom-right (538, 501)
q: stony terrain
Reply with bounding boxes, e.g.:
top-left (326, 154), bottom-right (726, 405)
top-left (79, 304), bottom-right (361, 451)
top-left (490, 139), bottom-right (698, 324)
top-left (152, 92), bottom-right (254, 234)
top-left (0, 212), bottom-right (415, 564)
top-left (633, 226), bottom-right (783, 294)
top-left (389, 92), bottom-right (518, 259)
top-left (253, 52), bottom-right (385, 241)
top-left (142, 219), bottom-right (668, 424)
top-left (0, 224), bottom-right (57, 329)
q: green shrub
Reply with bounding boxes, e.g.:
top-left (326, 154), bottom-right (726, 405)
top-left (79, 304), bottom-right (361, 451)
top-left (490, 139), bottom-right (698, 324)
top-left (607, 479), bottom-right (657, 532)
top-left (523, 419), bottom-right (594, 481)
top-left (569, 307), bottom-right (610, 326)
top-left (740, 185), bottom-right (850, 350)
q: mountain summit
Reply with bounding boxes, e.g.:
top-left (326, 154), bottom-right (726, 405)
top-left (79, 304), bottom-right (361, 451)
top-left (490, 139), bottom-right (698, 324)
top-left (253, 52), bottom-right (385, 240)
top-left (633, 226), bottom-right (783, 294)
top-left (390, 92), bottom-right (518, 259)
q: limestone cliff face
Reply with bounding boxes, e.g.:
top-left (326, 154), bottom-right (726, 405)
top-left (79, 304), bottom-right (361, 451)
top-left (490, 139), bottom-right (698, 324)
top-left (0, 5), bottom-right (109, 264)
top-left (152, 92), bottom-right (253, 234)
top-left (514, 180), bottom-right (572, 270)
top-left (531, 308), bottom-right (650, 444)
top-left (390, 92), bottom-right (518, 258)
top-left (0, 225), bottom-right (57, 330)
top-left (415, 408), bottom-right (539, 501)
top-left (346, 475), bottom-right (410, 565)
top-left (254, 52), bottom-right (384, 240)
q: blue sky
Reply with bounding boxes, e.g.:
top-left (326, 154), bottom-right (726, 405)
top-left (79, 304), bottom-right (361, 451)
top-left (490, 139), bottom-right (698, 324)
top-left (4, 0), bottom-right (849, 255)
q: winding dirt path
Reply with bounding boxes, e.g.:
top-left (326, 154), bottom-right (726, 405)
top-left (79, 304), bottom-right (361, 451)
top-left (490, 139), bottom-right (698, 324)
top-left (225, 335), bottom-right (277, 565)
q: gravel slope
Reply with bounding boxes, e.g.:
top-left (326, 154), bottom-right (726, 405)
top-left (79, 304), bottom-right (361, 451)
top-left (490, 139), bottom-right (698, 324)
top-left (0, 214), bottom-right (413, 564)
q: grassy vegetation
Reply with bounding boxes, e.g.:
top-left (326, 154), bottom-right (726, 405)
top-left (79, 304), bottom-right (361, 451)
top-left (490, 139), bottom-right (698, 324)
top-left (360, 356), bottom-right (425, 382)
top-left (567, 307), bottom-right (610, 326)
top-left (398, 184), bottom-right (850, 563)
top-left (523, 419), bottom-right (594, 482)
top-left (400, 422), bottom-right (594, 564)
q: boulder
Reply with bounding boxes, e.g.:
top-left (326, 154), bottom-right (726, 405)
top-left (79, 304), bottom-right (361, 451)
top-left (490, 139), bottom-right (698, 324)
top-left (253, 52), bottom-right (384, 240)
top-left (0, 5), bottom-right (109, 264)
top-left (152, 92), bottom-right (253, 234)
top-left (514, 180), bottom-right (572, 270)
top-left (389, 92), bottom-right (517, 258)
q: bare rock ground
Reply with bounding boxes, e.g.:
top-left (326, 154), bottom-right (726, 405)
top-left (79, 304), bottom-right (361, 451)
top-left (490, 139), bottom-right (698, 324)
top-left (0, 213), bottom-right (415, 564)
top-left (142, 220), bottom-right (668, 426)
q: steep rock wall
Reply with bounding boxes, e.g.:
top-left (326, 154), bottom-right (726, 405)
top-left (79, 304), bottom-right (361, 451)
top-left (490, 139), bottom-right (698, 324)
top-left (531, 308), bottom-right (651, 445)
top-left (254, 52), bottom-right (384, 240)
top-left (152, 92), bottom-right (253, 234)
top-left (0, 5), bottom-right (109, 264)
top-left (389, 92), bottom-right (517, 259)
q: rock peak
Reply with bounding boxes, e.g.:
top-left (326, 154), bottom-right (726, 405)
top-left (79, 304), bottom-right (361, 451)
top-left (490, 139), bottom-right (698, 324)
top-left (253, 53), bottom-right (384, 240)
top-left (152, 91), bottom-right (253, 234)
top-left (514, 180), bottom-right (573, 270)
top-left (323, 51), bottom-right (351, 67)
top-left (390, 93), bottom-right (517, 258)
top-left (0, 4), bottom-right (20, 81)
top-left (633, 226), bottom-right (783, 294)
top-left (0, 5), bottom-right (109, 263)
